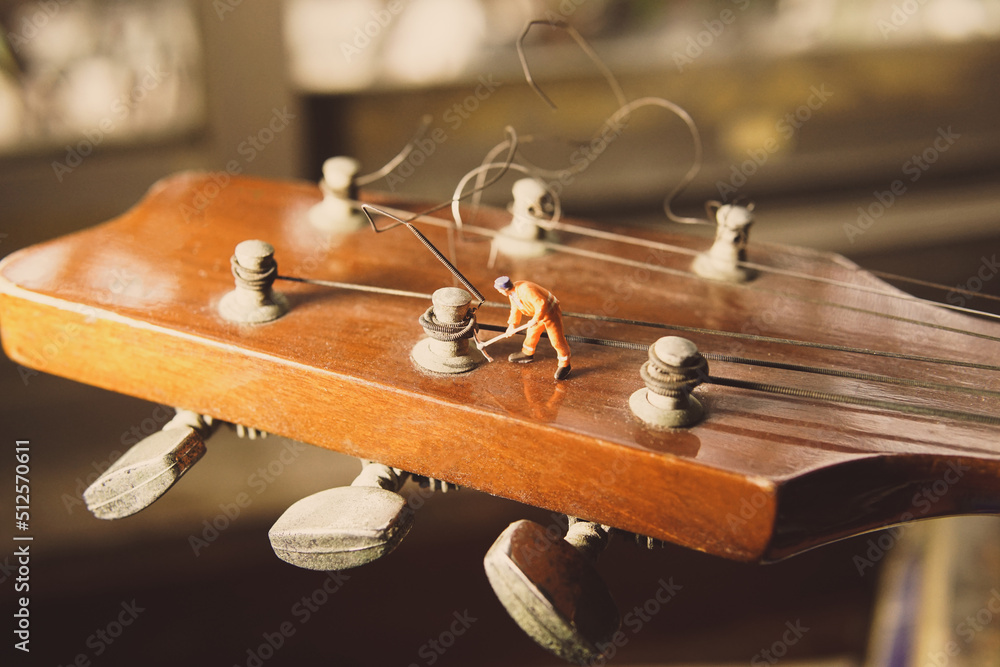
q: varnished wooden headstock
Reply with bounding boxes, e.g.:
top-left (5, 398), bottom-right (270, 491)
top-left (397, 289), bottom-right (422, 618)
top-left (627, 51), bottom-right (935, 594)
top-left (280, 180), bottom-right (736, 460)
top-left (1, 172), bottom-right (998, 566)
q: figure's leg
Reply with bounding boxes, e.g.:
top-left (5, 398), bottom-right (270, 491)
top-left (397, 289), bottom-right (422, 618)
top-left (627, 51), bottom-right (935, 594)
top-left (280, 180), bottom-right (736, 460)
top-left (522, 322), bottom-right (543, 355)
top-left (511, 322), bottom-right (544, 363)
top-left (545, 311), bottom-right (572, 379)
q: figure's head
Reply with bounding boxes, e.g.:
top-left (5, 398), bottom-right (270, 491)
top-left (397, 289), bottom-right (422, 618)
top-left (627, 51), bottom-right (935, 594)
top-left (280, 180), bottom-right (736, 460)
top-left (494, 276), bottom-right (514, 295)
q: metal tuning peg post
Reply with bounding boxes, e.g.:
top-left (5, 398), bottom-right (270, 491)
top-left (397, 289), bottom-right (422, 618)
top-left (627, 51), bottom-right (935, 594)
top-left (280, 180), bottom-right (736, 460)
top-left (84, 408), bottom-right (215, 520)
top-left (692, 203), bottom-right (755, 282)
top-left (492, 178), bottom-right (553, 260)
top-left (629, 336), bottom-right (708, 429)
top-left (307, 156), bottom-right (365, 233)
top-left (268, 460), bottom-right (414, 571)
top-left (412, 287), bottom-right (485, 374)
top-left (484, 518), bottom-right (620, 665)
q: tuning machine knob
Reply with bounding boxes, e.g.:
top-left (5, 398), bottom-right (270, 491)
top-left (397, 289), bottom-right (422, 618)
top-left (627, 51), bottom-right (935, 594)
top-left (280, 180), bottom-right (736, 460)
top-left (484, 518), bottom-right (620, 664)
top-left (268, 460), bottom-right (416, 571)
top-left (84, 409), bottom-right (215, 519)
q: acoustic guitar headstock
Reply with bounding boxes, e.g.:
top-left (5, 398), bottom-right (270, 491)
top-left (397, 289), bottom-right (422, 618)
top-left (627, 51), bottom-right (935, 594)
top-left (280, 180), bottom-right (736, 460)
top-left (1, 172), bottom-right (998, 662)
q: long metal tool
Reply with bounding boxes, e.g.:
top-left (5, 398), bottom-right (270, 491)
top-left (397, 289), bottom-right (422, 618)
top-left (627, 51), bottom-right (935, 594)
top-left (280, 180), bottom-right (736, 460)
top-left (475, 322), bottom-right (533, 363)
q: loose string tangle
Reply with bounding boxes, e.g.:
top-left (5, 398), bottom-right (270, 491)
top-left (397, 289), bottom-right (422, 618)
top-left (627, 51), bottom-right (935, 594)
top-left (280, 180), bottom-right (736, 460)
top-left (355, 114), bottom-right (434, 187)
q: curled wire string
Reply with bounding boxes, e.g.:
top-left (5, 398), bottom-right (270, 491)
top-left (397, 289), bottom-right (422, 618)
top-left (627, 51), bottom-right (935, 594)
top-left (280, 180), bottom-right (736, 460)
top-left (451, 161), bottom-right (562, 237)
top-left (608, 97), bottom-right (711, 226)
top-left (354, 115), bottom-right (434, 187)
top-left (516, 20), bottom-right (710, 226)
top-left (358, 127), bottom-right (521, 307)
top-left (443, 18), bottom-right (630, 227)
top-left (464, 133), bottom-right (603, 236)
top-left (468, 137), bottom-right (519, 226)
top-left (516, 19), bottom-right (627, 112)
top-left (512, 20), bottom-right (986, 315)
top-left (468, 136), bottom-right (545, 218)
top-left (492, 97), bottom-right (712, 224)
top-left (362, 126), bottom-right (519, 234)
top-left (513, 19), bottom-right (631, 183)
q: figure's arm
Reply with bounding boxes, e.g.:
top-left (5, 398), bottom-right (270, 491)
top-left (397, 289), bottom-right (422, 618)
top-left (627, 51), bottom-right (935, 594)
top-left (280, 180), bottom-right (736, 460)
top-left (504, 301), bottom-right (522, 336)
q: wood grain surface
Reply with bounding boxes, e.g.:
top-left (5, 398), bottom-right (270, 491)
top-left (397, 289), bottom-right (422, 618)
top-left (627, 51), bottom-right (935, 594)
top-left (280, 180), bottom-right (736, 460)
top-left (1, 172), bottom-right (998, 562)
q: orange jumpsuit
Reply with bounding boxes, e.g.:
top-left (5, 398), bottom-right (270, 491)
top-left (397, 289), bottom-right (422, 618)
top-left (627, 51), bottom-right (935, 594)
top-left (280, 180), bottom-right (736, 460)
top-left (506, 281), bottom-right (571, 366)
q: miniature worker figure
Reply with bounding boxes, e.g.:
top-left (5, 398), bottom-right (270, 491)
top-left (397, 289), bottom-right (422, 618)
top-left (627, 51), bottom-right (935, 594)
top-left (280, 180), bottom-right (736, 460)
top-left (494, 276), bottom-right (571, 380)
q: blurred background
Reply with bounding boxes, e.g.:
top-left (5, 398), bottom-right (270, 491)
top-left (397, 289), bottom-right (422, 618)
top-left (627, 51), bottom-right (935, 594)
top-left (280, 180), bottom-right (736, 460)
top-left (1, 1), bottom-right (999, 665)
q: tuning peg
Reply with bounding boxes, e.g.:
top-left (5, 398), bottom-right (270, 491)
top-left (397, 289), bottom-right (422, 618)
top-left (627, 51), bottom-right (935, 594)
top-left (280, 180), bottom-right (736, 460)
top-left (84, 409), bottom-right (215, 520)
top-left (629, 336), bottom-right (708, 429)
top-left (692, 203), bottom-right (755, 282)
top-left (412, 287), bottom-right (485, 374)
top-left (219, 239), bottom-right (288, 324)
top-left (307, 156), bottom-right (365, 233)
top-left (268, 461), bottom-right (414, 571)
top-left (484, 518), bottom-right (620, 665)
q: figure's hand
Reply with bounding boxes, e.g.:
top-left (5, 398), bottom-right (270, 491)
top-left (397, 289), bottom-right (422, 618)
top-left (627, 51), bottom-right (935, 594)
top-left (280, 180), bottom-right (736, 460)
top-left (503, 325), bottom-right (516, 338)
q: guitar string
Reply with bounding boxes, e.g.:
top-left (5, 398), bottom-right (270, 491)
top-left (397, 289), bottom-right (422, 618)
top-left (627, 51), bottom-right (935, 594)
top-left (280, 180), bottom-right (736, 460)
top-left (556, 308), bottom-right (1000, 372)
top-left (275, 275), bottom-right (1000, 427)
top-left (350, 197), bottom-right (1000, 344)
top-left (290, 194), bottom-right (1000, 368)
top-left (867, 269), bottom-right (1000, 306)
top-left (525, 238), bottom-right (1000, 345)
top-left (472, 323), bottom-right (1000, 398)
top-left (705, 377), bottom-right (1000, 428)
top-left (469, 324), bottom-right (1000, 427)
top-left (534, 217), bottom-right (1000, 323)
top-left (271, 275), bottom-right (1000, 424)
top-left (274, 275), bottom-right (1000, 377)
top-left (451, 179), bottom-right (1000, 326)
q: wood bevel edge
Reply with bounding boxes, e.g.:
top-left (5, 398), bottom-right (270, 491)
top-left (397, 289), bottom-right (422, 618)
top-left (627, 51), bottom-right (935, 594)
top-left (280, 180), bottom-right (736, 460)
top-left (765, 452), bottom-right (1000, 562)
